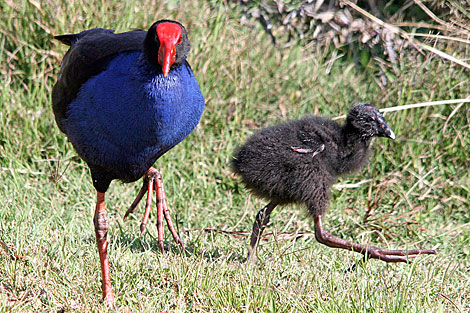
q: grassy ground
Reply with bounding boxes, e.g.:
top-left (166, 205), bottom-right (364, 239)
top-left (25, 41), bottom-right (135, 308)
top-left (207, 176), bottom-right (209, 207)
top-left (0, 0), bottom-right (469, 312)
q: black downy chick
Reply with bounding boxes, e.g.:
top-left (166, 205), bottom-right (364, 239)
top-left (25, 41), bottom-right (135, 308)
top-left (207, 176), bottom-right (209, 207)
top-left (232, 103), bottom-right (437, 263)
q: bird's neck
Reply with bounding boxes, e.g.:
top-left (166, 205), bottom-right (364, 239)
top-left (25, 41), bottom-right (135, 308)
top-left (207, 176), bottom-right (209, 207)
top-left (136, 53), bottom-right (162, 77)
top-left (335, 122), bottom-right (372, 175)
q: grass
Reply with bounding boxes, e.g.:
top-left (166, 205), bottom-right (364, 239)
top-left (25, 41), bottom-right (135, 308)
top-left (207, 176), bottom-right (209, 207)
top-left (0, 0), bottom-right (469, 312)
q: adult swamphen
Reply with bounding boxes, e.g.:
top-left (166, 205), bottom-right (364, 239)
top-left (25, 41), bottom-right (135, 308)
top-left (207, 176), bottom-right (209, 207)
top-left (232, 103), bottom-right (437, 264)
top-left (52, 20), bottom-right (205, 306)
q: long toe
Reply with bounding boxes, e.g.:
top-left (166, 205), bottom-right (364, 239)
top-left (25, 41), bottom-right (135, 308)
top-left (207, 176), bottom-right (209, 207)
top-left (379, 254), bottom-right (414, 263)
top-left (140, 177), bottom-right (155, 235)
top-left (368, 250), bottom-right (412, 263)
top-left (154, 170), bottom-right (185, 252)
top-left (124, 183), bottom-right (147, 220)
top-left (163, 209), bottom-right (185, 250)
top-left (370, 248), bottom-right (438, 263)
top-left (377, 248), bottom-right (438, 256)
top-left (154, 179), bottom-right (165, 253)
top-left (402, 249), bottom-right (438, 255)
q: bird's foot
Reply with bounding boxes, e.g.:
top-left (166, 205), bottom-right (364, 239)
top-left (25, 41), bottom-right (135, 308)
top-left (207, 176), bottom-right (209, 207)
top-left (123, 168), bottom-right (184, 253)
top-left (314, 215), bottom-right (437, 264)
top-left (345, 247), bottom-right (438, 271)
top-left (361, 246), bottom-right (438, 263)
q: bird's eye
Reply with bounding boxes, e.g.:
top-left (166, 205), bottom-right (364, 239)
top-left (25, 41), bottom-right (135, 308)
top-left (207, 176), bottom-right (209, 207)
top-left (177, 37), bottom-right (182, 44)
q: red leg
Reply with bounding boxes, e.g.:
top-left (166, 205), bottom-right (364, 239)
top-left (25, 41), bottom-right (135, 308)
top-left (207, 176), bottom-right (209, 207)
top-left (94, 192), bottom-right (115, 306)
top-left (313, 215), bottom-right (437, 263)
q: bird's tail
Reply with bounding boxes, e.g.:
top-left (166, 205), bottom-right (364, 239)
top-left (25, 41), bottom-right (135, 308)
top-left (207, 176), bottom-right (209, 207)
top-left (54, 34), bottom-right (81, 46)
top-left (54, 28), bottom-right (115, 46)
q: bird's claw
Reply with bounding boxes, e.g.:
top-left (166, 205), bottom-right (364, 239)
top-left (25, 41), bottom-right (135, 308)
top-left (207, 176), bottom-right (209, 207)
top-left (139, 222), bottom-right (148, 236)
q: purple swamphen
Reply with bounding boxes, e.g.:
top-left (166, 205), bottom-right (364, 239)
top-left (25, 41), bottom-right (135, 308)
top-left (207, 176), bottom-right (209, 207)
top-left (232, 103), bottom-right (437, 264)
top-left (52, 20), bottom-right (205, 306)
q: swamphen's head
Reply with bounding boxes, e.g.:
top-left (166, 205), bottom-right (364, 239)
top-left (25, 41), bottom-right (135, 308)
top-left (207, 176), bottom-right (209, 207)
top-left (346, 103), bottom-right (395, 140)
top-left (144, 20), bottom-right (191, 76)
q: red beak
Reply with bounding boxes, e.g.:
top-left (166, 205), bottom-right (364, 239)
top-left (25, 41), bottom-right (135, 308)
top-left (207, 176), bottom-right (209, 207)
top-left (156, 22), bottom-right (182, 77)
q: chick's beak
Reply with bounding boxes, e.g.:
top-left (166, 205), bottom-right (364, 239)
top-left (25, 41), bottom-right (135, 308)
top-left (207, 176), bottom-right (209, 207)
top-left (156, 23), bottom-right (183, 77)
top-left (377, 115), bottom-right (395, 140)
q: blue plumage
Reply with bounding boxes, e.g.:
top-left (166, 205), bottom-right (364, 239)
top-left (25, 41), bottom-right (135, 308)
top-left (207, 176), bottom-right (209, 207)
top-left (52, 21), bottom-right (205, 305)
top-left (65, 52), bottom-right (204, 185)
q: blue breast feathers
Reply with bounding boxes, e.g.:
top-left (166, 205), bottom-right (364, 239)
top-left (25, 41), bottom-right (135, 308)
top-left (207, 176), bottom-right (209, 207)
top-left (64, 52), bottom-right (205, 182)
